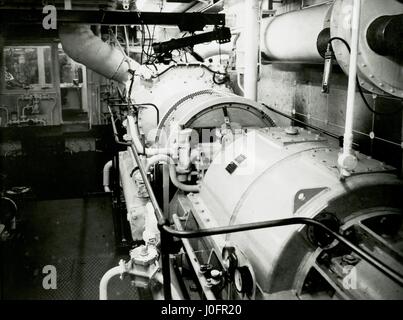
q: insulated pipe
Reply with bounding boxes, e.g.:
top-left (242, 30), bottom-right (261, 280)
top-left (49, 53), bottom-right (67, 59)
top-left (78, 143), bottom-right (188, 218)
top-left (59, 24), bottom-right (139, 83)
top-left (193, 41), bottom-right (233, 60)
top-left (243, 0), bottom-right (260, 100)
top-left (261, 3), bottom-right (332, 62)
top-left (103, 160), bottom-right (113, 193)
top-left (145, 154), bottom-right (201, 193)
top-left (99, 266), bottom-right (122, 300)
top-left (338, 0), bottom-right (361, 175)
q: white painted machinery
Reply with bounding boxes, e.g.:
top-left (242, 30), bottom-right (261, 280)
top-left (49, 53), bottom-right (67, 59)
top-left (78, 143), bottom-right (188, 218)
top-left (56, 0), bottom-right (403, 300)
top-left (99, 62), bottom-right (403, 300)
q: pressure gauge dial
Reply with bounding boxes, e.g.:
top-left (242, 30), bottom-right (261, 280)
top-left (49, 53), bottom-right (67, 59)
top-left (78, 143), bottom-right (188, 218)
top-left (234, 266), bottom-right (253, 295)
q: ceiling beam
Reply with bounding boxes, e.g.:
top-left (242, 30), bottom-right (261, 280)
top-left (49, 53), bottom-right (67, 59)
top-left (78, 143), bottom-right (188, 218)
top-left (0, 9), bottom-right (225, 31)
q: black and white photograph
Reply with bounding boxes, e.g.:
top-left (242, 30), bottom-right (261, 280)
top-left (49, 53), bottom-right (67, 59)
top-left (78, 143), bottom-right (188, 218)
top-left (0, 0), bottom-right (402, 306)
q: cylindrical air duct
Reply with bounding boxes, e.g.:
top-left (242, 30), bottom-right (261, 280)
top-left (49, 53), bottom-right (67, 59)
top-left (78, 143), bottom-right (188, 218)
top-left (59, 24), bottom-right (139, 83)
top-left (261, 3), bottom-right (333, 63)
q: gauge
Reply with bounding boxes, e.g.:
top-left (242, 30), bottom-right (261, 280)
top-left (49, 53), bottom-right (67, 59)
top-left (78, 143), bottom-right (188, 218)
top-left (234, 266), bottom-right (253, 295)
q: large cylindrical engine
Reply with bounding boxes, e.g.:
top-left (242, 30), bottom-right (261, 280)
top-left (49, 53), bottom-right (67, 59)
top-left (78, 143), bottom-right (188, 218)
top-left (175, 127), bottom-right (403, 299)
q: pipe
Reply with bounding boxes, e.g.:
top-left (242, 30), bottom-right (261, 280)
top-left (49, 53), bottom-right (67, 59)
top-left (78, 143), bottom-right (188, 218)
top-left (99, 266), bottom-right (122, 300)
top-left (243, 0), bottom-right (260, 100)
top-left (231, 32), bottom-right (245, 95)
top-left (126, 115), bottom-right (171, 156)
top-left (193, 41), bottom-right (233, 60)
top-left (145, 154), bottom-right (200, 193)
top-left (100, 264), bottom-right (163, 300)
top-left (338, 0), bottom-right (361, 176)
top-left (59, 24), bottom-right (140, 83)
top-left (103, 160), bottom-right (113, 193)
top-left (22, 105), bottom-right (32, 118)
top-left (261, 3), bottom-right (332, 62)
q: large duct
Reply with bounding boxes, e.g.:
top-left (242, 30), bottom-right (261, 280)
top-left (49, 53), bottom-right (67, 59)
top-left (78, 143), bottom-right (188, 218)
top-left (59, 24), bottom-right (139, 83)
top-left (261, 3), bottom-right (332, 63)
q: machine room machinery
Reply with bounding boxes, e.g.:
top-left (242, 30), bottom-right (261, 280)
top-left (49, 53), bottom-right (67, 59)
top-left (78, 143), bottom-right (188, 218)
top-left (23, 0), bottom-right (400, 300)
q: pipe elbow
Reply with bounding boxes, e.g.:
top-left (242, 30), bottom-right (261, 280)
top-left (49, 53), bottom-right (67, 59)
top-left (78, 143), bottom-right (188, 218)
top-left (59, 24), bottom-right (139, 83)
top-left (103, 160), bottom-right (113, 193)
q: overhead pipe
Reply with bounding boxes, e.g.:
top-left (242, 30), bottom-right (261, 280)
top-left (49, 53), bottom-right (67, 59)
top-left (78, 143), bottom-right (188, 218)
top-left (59, 24), bottom-right (140, 83)
top-left (261, 3), bottom-right (333, 63)
top-left (243, 0), bottom-right (260, 100)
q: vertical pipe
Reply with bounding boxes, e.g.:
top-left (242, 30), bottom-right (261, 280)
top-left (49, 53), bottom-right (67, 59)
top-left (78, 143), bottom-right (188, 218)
top-left (339, 0), bottom-right (361, 175)
top-left (243, 0), bottom-right (260, 100)
top-left (103, 160), bottom-right (113, 192)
